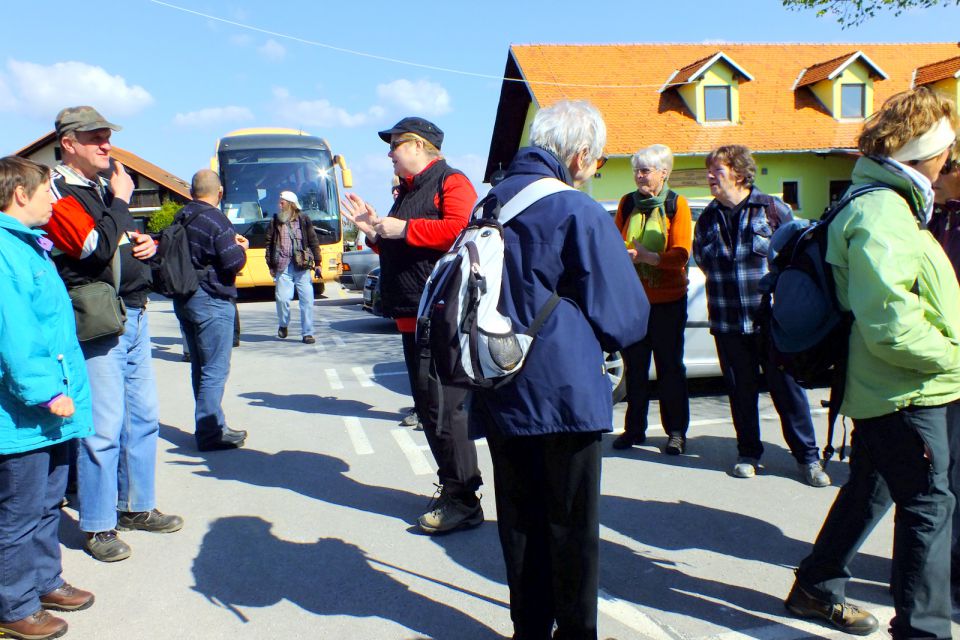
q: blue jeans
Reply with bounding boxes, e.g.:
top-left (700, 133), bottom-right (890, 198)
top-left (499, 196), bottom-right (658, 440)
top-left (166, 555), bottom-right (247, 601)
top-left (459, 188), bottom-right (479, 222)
top-left (0, 443), bottom-right (68, 622)
top-left (174, 288), bottom-right (236, 448)
top-left (275, 263), bottom-right (314, 337)
top-left (78, 306), bottom-right (159, 532)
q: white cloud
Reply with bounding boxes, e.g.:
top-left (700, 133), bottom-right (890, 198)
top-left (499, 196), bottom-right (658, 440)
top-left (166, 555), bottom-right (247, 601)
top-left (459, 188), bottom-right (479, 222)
top-left (2, 59), bottom-right (152, 117)
top-left (174, 106), bottom-right (254, 128)
top-left (229, 33), bottom-right (253, 47)
top-left (272, 87), bottom-right (382, 128)
top-left (258, 39), bottom-right (286, 61)
top-left (376, 79), bottom-right (451, 116)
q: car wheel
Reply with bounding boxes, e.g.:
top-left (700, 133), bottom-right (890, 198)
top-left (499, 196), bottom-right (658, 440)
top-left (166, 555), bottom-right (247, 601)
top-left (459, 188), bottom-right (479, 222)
top-left (605, 351), bottom-right (626, 403)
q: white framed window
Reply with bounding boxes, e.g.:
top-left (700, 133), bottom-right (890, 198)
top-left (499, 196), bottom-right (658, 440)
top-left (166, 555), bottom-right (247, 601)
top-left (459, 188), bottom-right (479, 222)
top-left (704, 86), bottom-right (731, 122)
top-left (840, 84), bottom-right (865, 119)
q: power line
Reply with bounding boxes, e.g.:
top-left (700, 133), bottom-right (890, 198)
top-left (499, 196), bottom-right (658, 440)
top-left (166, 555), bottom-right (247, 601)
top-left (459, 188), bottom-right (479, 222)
top-left (147, 0), bottom-right (683, 90)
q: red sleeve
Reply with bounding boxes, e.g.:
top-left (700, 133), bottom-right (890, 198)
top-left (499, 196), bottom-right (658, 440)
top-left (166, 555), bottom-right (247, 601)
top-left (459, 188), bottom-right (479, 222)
top-left (43, 196), bottom-right (96, 259)
top-left (405, 173), bottom-right (477, 252)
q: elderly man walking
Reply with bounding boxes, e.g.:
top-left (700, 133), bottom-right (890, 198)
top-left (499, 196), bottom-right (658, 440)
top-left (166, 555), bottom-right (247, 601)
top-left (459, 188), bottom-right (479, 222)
top-left (43, 106), bottom-right (182, 563)
top-left (173, 170), bottom-right (249, 451)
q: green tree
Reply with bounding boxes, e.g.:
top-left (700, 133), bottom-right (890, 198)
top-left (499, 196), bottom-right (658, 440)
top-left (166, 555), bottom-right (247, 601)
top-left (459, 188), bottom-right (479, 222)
top-left (783, 0), bottom-right (959, 27)
top-left (146, 199), bottom-right (184, 233)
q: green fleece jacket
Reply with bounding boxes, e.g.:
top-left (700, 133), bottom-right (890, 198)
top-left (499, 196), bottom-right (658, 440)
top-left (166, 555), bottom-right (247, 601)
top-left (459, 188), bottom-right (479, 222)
top-left (827, 157), bottom-right (960, 419)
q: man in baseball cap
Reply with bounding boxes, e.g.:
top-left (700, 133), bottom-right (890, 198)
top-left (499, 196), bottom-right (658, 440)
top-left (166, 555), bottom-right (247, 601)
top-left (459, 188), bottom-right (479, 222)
top-left (54, 106), bottom-right (121, 138)
top-left (378, 117), bottom-right (444, 150)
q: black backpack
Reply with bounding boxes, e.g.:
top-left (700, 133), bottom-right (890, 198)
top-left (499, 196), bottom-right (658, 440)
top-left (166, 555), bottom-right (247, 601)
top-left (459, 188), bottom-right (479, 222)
top-left (757, 183), bottom-right (891, 463)
top-left (152, 209), bottom-right (204, 299)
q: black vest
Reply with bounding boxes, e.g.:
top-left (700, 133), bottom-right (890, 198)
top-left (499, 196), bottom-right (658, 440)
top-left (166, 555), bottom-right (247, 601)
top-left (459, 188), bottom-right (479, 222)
top-left (378, 159), bottom-right (464, 318)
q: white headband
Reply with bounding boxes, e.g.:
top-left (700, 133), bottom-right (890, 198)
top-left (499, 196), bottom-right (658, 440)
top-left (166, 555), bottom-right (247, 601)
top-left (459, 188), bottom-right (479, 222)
top-left (890, 117), bottom-right (957, 163)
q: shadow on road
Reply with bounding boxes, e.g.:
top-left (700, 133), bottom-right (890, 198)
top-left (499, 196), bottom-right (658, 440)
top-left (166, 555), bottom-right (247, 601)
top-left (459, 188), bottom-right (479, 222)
top-left (190, 515), bottom-right (503, 638)
top-left (239, 391), bottom-right (406, 423)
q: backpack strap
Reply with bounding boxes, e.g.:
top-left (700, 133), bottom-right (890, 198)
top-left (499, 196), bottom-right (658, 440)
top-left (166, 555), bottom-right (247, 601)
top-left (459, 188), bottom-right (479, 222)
top-left (497, 178), bottom-right (575, 226)
top-left (664, 190), bottom-right (679, 220)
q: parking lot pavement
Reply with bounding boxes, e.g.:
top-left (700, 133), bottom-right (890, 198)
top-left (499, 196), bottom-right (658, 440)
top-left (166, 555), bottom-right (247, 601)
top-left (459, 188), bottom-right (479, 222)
top-left (53, 284), bottom-right (959, 639)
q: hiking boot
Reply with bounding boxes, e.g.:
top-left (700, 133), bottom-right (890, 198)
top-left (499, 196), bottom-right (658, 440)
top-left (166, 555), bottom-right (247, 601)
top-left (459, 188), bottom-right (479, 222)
top-left (612, 432), bottom-right (645, 450)
top-left (85, 531), bottom-right (131, 562)
top-left (400, 409), bottom-right (420, 427)
top-left (785, 580), bottom-right (878, 635)
top-left (799, 460), bottom-right (831, 488)
top-left (664, 434), bottom-right (686, 455)
top-left (418, 486), bottom-right (484, 535)
top-left (732, 457), bottom-right (759, 478)
top-left (41, 583), bottom-right (95, 612)
top-left (0, 610), bottom-right (67, 640)
top-left (303, 335), bottom-right (315, 344)
top-left (117, 509), bottom-right (184, 533)
top-left (278, 326), bottom-right (288, 339)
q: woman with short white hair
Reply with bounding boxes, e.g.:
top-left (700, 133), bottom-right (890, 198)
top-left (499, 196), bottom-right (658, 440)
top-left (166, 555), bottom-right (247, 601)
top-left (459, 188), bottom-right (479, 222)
top-left (612, 144), bottom-right (691, 455)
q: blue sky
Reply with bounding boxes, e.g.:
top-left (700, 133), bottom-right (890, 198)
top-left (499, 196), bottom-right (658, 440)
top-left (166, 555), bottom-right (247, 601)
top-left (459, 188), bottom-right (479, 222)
top-left (2, 0), bottom-right (959, 214)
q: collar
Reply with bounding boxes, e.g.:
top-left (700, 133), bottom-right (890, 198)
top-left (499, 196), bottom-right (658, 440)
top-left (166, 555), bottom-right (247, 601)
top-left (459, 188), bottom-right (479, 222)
top-left (54, 163), bottom-right (108, 191)
top-left (401, 158), bottom-right (441, 189)
top-left (0, 211), bottom-right (46, 237)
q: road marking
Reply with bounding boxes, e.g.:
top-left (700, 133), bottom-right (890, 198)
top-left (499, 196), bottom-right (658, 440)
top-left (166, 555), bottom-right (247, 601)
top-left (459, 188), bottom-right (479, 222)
top-left (374, 370), bottom-right (408, 377)
top-left (343, 416), bottom-right (373, 455)
top-left (597, 589), bottom-right (675, 640)
top-left (332, 335), bottom-right (346, 348)
top-left (647, 408), bottom-right (828, 431)
top-left (391, 428), bottom-right (434, 475)
top-left (325, 368), bottom-right (343, 390)
top-left (352, 367), bottom-right (375, 387)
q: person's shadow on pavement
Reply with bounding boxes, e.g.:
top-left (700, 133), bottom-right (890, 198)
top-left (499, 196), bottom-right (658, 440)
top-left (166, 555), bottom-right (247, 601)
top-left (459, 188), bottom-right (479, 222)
top-left (191, 515), bottom-right (502, 639)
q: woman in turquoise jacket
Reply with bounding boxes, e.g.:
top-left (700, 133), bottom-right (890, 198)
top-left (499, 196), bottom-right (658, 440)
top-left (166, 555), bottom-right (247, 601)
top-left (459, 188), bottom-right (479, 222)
top-left (0, 156), bottom-right (95, 640)
top-left (785, 88), bottom-right (960, 640)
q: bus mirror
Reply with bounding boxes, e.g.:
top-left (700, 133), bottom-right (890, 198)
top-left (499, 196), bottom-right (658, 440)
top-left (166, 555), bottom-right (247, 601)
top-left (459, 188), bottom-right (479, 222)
top-left (341, 168), bottom-right (353, 189)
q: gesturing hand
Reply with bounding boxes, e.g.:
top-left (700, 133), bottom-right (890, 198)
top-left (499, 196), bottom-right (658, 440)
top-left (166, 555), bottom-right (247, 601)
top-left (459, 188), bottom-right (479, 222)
top-left (340, 193), bottom-right (380, 240)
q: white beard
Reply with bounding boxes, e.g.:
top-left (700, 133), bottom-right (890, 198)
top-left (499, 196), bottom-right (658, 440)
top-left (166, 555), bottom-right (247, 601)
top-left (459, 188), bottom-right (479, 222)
top-left (278, 209), bottom-right (295, 223)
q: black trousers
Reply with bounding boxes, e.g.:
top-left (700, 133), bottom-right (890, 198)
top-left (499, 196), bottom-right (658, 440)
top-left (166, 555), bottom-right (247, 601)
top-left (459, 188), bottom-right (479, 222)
top-left (622, 296), bottom-right (689, 437)
top-left (486, 426), bottom-right (602, 640)
top-left (797, 406), bottom-right (954, 639)
top-left (713, 332), bottom-right (819, 464)
top-left (401, 331), bottom-right (481, 497)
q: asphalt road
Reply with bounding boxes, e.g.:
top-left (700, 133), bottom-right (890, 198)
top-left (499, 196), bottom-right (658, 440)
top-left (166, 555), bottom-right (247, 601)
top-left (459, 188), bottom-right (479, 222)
top-left (53, 285), bottom-right (959, 640)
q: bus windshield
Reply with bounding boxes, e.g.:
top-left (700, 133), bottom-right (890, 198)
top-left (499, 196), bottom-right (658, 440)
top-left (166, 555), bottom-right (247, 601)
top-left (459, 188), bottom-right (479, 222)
top-left (219, 147), bottom-right (341, 247)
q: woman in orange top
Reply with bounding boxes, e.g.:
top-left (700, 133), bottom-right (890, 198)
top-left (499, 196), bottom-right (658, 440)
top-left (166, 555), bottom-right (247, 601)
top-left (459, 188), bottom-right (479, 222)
top-left (612, 144), bottom-right (692, 454)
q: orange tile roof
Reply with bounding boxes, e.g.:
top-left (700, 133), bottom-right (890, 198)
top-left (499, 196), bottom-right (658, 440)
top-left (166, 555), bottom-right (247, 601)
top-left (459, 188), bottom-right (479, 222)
top-left (663, 52), bottom-right (753, 90)
top-left (914, 55), bottom-right (960, 86)
top-left (795, 51), bottom-right (859, 87)
top-left (505, 42), bottom-right (960, 157)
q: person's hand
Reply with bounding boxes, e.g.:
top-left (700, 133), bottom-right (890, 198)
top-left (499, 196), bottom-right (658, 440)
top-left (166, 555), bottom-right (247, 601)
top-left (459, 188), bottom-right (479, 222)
top-left (235, 234), bottom-right (249, 250)
top-left (632, 241), bottom-right (660, 266)
top-left (627, 248), bottom-right (639, 263)
top-left (314, 268), bottom-right (322, 280)
top-left (340, 193), bottom-right (380, 240)
top-left (109, 161), bottom-right (135, 203)
top-left (48, 395), bottom-right (75, 418)
top-left (374, 217), bottom-right (407, 240)
top-left (130, 231), bottom-right (157, 260)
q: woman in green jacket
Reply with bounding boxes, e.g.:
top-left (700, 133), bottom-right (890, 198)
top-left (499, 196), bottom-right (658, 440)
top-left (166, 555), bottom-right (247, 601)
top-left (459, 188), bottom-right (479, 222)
top-left (786, 87), bottom-right (959, 640)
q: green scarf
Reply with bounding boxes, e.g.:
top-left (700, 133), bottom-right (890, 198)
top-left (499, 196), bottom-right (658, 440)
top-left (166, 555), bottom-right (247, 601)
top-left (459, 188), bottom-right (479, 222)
top-left (624, 183), bottom-right (670, 285)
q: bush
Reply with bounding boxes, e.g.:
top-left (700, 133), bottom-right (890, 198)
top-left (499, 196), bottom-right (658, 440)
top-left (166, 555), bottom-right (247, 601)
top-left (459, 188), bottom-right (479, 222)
top-left (147, 199), bottom-right (184, 233)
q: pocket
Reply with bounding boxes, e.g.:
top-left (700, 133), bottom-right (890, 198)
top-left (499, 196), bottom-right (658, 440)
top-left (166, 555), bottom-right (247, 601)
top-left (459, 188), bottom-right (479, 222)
top-left (751, 218), bottom-right (773, 257)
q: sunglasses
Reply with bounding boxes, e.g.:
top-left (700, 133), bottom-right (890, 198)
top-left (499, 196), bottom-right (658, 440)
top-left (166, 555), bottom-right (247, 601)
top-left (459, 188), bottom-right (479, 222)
top-left (390, 138), bottom-right (416, 151)
top-left (596, 156), bottom-right (608, 170)
top-left (942, 156), bottom-right (958, 176)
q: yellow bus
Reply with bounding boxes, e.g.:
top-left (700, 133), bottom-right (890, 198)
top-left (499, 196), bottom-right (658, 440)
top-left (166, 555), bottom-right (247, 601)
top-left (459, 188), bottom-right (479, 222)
top-left (212, 128), bottom-right (353, 295)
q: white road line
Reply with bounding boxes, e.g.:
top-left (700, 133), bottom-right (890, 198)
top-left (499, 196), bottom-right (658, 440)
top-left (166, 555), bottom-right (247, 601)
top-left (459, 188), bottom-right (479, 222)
top-left (374, 370), bottom-right (408, 377)
top-left (332, 335), bottom-right (346, 348)
top-left (352, 367), bottom-right (375, 387)
top-left (391, 429), bottom-right (435, 475)
top-left (325, 368), bottom-right (343, 390)
top-left (343, 416), bottom-right (373, 455)
top-left (597, 589), bottom-right (675, 640)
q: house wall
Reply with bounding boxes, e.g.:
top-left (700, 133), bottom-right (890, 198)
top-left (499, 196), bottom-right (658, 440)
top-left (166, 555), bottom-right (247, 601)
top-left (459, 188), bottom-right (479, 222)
top-left (929, 77), bottom-right (959, 106)
top-left (833, 61), bottom-right (875, 119)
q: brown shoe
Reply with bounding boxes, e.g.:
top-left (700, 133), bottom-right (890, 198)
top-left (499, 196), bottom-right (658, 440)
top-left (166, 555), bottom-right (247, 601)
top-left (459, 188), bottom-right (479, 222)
top-left (0, 609), bottom-right (67, 639)
top-left (41, 583), bottom-right (95, 612)
top-left (785, 580), bottom-right (878, 635)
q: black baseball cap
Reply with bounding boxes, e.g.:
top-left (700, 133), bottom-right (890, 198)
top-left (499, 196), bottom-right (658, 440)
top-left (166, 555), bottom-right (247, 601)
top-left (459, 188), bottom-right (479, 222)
top-left (378, 117), bottom-right (443, 150)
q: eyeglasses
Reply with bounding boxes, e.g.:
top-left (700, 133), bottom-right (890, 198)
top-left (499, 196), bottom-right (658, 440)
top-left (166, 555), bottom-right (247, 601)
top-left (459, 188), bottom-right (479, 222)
top-left (390, 138), bottom-right (415, 151)
top-left (595, 156), bottom-right (608, 170)
top-left (942, 156), bottom-right (958, 176)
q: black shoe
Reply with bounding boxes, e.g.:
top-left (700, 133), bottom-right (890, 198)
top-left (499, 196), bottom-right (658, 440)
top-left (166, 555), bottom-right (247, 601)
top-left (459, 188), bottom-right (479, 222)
top-left (785, 580), bottom-right (878, 635)
top-left (197, 428), bottom-right (246, 451)
top-left (303, 335), bottom-right (315, 344)
top-left (117, 509), bottom-right (184, 533)
top-left (612, 432), bottom-right (645, 450)
top-left (181, 353), bottom-right (191, 362)
top-left (232, 339), bottom-right (240, 348)
top-left (664, 434), bottom-right (686, 455)
top-left (278, 326), bottom-right (288, 339)
top-left (85, 531), bottom-right (131, 563)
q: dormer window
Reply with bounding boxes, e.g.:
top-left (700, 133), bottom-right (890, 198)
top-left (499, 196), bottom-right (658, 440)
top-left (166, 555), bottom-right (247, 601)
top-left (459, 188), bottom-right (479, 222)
top-left (912, 56), bottom-right (960, 109)
top-left (840, 84), bottom-right (866, 118)
top-left (660, 51), bottom-right (752, 125)
top-left (795, 51), bottom-right (886, 121)
top-left (704, 86), bottom-right (732, 121)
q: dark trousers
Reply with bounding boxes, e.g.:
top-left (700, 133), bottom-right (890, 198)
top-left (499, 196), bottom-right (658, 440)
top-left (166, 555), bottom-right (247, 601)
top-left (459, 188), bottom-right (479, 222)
top-left (401, 332), bottom-right (481, 497)
top-left (175, 288), bottom-right (237, 448)
top-left (946, 401), bottom-right (960, 588)
top-left (797, 406), bottom-right (954, 639)
top-left (486, 428), bottom-right (601, 640)
top-left (713, 332), bottom-right (818, 463)
top-left (0, 442), bottom-right (68, 622)
top-left (623, 297), bottom-right (689, 437)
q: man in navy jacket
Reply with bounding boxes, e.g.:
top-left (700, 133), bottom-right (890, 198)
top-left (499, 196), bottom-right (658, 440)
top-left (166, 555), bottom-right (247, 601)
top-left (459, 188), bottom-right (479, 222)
top-left (471, 100), bottom-right (649, 640)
